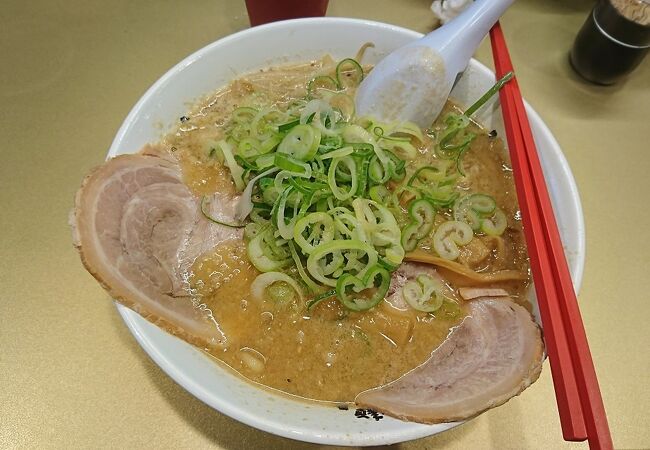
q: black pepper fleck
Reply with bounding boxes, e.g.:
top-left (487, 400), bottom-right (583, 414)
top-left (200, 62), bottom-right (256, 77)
top-left (180, 116), bottom-right (190, 123)
top-left (287, 378), bottom-right (291, 383)
top-left (489, 129), bottom-right (497, 138)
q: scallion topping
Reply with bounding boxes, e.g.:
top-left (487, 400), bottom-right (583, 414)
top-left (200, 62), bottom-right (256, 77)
top-left (199, 57), bottom-right (513, 312)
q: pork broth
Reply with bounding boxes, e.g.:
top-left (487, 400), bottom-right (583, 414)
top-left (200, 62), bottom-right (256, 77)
top-left (161, 58), bottom-right (530, 402)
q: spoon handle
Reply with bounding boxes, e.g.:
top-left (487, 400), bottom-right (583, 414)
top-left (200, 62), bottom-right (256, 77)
top-left (417, 0), bottom-right (515, 75)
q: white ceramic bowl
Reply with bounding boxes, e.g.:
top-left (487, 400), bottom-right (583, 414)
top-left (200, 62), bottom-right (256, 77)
top-left (107, 17), bottom-right (585, 446)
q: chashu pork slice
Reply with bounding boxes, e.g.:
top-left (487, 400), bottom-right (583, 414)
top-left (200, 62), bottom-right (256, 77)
top-left (71, 153), bottom-right (241, 348)
top-left (355, 297), bottom-right (544, 423)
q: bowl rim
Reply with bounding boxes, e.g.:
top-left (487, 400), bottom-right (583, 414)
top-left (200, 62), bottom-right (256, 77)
top-left (110, 16), bottom-right (585, 446)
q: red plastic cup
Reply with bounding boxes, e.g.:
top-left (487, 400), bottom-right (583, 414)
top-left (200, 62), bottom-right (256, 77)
top-left (245, 0), bottom-right (329, 26)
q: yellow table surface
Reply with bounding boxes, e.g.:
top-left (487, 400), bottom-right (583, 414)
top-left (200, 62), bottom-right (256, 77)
top-left (2, 0), bottom-right (649, 448)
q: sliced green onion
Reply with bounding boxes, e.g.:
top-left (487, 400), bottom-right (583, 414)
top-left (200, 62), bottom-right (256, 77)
top-left (350, 142), bottom-right (375, 156)
top-left (262, 184), bottom-right (280, 205)
top-left (273, 186), bottom-right (300, 240)
top-left (260, 135), bottom-right (281, 153)
top-left (311, 157), bottom-right (327, 177)
top-left (215, 139), bottom-right (246, 191)
top-left (480, 208), bottom-right (507, 236)
top-left (235, 167), bottom-right (279, 221)
top-left (261, 232), bottom-right (290, 261)
top-left (288, 241), bottom-right (320, 293)
top-left (390, 121), bottom-right (425, 143)
top-left (244, 222), bottom-right (263, 239)
top-left (278, 119), bottom-right (300, 133)
top-left (336, 264), bottom-right (389, 311)
top-left (368, 185), bottom-right (390, 204)
top-left (328, 156), bottom-right (358, 201)
top-left (300, 100), bottom-right (341, 137)
top-left (247, 227), bottom-right (292, 272)
top-left (234, 155), bottom-right (256, 171)
top-left (288, 178), bottom-right (328, 195)
top-left (306, 289), bottom-right (337, 310)
top-left (278, 124), bottom-right (321, 161)
top-left (320, 146), bottom-right (353, 160)
top-left (331, 209), bottom-right (367, 242)
top-left (368, 156), bottom-right (390, 184)
top-left (274, 152), bottom-right (312, 176)
top-left (402, 274), bottom-right (446, 312)
top-left (400, 198), bottom-right (436, 252)
top-left (228, 124), bottom-right (249, 143)
top-left (232, 106), bottom-right (257, 124)
top-left (293, 212), bottom-right (335, 254)
top-left (406, 163), bottom-right (460, 208)
top-left (400, 222), bottom-right (422, 252)
top-left (306, 239), bottom-right (378, 287)
top-left (379, 138), bottom-right (417, 160)
top-left (437, 116), bottom-right (474, 156)
top-left (250, 207), bottom-right (271, 224)
top-left (318, 134), bottom-right (344, 153)
top-left (467, 194), bottom-right (496, 213)
top-left (250, 108), bottom-right (285, 141)
top-left (253, 153), bottom-right (275, 170)
top-left (354, 151), bottom-right (371, 198)
top-left (464, 71), bottom-right (514, 118)
top-left (266, 282), bottom-right (296, 304)
top-left (237, 137), bottom-right (261, 158)
top-left (336, 58), bottom-right (364, 89)
top-left (251, 272), bottom-right (304, 303)
top-left (409, 164), bottom-right (450, 186)
top-left (433, 220), bottom-right (474, 260)
top-left (453, 194), bottom-right (497, 231)
top-left (342, 124), bottom-right (375, 146)
top-left (409, 199), bottom-right (436, 238)
top-left (352, 198), bottom-right (404, 267)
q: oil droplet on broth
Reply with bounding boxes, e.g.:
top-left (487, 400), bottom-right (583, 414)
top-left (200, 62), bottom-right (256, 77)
top-left (180, 156), bottom-right (236, 196)
top-left (188, 239), bottom-right (259, 350)
top-left (189, 240), bottom-right (257, 299)
top-left (167, 127), bottom-right (235, 195)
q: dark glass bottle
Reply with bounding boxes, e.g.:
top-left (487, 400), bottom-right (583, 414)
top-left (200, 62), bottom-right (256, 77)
top-left (570, 0), bottom-right (650, 85)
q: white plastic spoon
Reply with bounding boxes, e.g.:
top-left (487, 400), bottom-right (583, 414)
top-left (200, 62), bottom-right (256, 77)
top-left (355, 0), bottom-right (514, 128)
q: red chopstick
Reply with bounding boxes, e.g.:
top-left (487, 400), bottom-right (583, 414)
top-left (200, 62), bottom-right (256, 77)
top-left (489, 25), bottom-right (586, 442)
top-left (489, 22), bottom-right (613, 449)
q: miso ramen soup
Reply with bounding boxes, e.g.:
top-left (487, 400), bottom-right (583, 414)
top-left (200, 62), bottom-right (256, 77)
top-left (155, 55), bottom-right (531, 402)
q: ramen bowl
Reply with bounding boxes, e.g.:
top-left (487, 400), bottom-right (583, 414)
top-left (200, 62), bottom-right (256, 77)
top-left (108, 17), bottom-right (585, 446)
